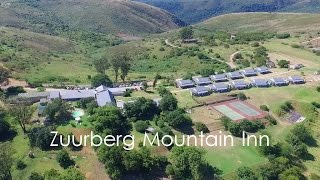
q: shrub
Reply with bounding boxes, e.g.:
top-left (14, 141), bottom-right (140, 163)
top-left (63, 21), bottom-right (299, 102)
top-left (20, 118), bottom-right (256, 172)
top-left (56, 150), bottom-right (75, 169)
top-left (291, 44), bottom-right (303, 49)
top-left (123, 89), bottom-right (133, 97)
top-left (195, 122), bottom-right (209, 133)
top-left (159, 47), bottom-right (165, 51)
top-left (260, 105), bottom-right (269, 111)
top-left (16, 160), bottom-right (27, 170)
top-left (134, 120), bottom-right (149, 133)
top-left (251, 42), bottom-right (260, 47)
top-left (277, 60), bottom-right (290, 68)
top-left (276, 33), bottom-right (290, 39)
top-left (237, 93), bottom-right (247, 100)
top-left (317, 86), bottom-right (320, 92)
top-left (311, 102), bottom-right (320, 108)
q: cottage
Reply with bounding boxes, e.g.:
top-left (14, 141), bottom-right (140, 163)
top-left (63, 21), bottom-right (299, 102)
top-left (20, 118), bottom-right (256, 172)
top-left (190, 86), bottom-right (210, 96)
top-left (192, 77), bottom-right (212, 86)
top-left (209, 74), bottom-right (228, 82)
top-left (256, 66), bottom-right (271, 74)
top-left (251, 79), bottom-right (270, 88)
top-left (231, 80), bottom-right (249, 90)
top-left (176, 79), bottom-right (195, 89)
top-left (270, 77), bottom-right (289, 86)
top-left (227, 71), bottom-right (243, 79)
top-left (209, 83), bottom-right (230, 93)
top-left (18, 92), bottom-right (50, 103)
top-left (241, 68), bottom-right (257, 77)
top-left (288, 75), bottom-right (305, 84)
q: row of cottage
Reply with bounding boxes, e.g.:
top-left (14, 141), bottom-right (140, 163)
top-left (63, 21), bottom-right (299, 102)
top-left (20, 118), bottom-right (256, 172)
top-left (175, 67), bottom-right (305, 96)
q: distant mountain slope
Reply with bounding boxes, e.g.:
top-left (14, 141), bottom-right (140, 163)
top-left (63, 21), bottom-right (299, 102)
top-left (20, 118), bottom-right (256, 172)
top-left (197, 13), bottom-right (320, 33)
top-left (135, 0), bottom-right (320, 24)
top-left (0, 0), bottom-right (186, 35)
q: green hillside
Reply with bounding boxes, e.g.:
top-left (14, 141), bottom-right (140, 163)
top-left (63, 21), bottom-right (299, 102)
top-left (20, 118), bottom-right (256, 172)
top-left (0, 0), bottom-right (186, 35)
top-left (197, 13), bottom-right (320, 33)
top-left (135, 0), bottom-right (320, 24)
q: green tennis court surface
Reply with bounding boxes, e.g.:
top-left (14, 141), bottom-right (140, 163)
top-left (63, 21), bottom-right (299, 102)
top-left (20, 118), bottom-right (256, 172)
top-left (212, 100), bottom-right (265, 121)
top-left (214, 105), bottom-right (245, 120)
top-left (230, 101), bottom-right (261, 116)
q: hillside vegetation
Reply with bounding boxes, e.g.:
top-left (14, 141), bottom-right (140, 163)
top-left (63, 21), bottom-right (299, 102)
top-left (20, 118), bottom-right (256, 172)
top-left (0, 0), bottom-right (186, 35)
top-left (197, 13), bottom-right (320, 33)
top-left (136, 0), bottom-right (320, 24)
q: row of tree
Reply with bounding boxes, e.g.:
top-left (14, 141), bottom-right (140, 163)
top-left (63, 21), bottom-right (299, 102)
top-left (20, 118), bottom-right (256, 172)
top-left (93, 53), bottom-right (132, 83)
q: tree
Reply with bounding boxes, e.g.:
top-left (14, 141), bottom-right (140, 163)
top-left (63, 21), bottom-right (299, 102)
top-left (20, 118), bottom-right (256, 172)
top-left (93, 57), bottom-right (110, 74)
top-left (179, 26), bottom-right (194, 40)
top-left (157, 86), bottom-right (171, 97)
top-left (60, 168), bottom-right (85, 180)
top-left (290, 124), bottom-right (313, 143)
top-left (5, 86), bottom-right (25, 96)
top-left (29, 126), bottom-right (58, 150)
top-left (97, 146), bottom-right (125, 179)
top-left (44, 99), bottom-right (73, 122)
top-left (110, 54), bottom-right (132, 82)
top-left (134, 120), bottom-right (148, 133)
top-left (164, 109), bottom-right (192, 128)
top-left (141, 81), bottom-right (148, 91)
top-left (236, 166), bottom-right (258, 180)
top-left (44, 168), bottom-right (85, 180)
top-left (9, 104), bottom-right (34, 133)
top-left (0, 118), bottom-right (10, 137)
top-left (0, 143), bottom-right (13, 180)
top-left (195, 122), bottom-right (209, 133)
top-left (0, 66), bottom-right (10, 84)
top-left (29, 172), bottom-right (44, 180)
top-left (278, 59), bottom-right (290, 68)
top-left (89, 106), bottom-right (131, 136)
top-left (167, 146), bottom-right (221, 180)
top-left (91, 73), bottom-right (112, 87)
top-left (159, 94), bottom-right (178, 112)
top-left (56, 150), bottom-right (75, 169)
top-left (124, 97), bottom-right (159, 120)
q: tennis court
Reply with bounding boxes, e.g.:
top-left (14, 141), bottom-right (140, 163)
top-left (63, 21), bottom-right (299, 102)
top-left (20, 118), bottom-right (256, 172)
top-left (211, 100), bottom-right (266, 121)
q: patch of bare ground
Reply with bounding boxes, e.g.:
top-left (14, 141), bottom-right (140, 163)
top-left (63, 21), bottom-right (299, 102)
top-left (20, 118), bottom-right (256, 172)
top-left (71, 128), bottom-right (110, 180)
top-left (268, 52), bottom-right (316, 67)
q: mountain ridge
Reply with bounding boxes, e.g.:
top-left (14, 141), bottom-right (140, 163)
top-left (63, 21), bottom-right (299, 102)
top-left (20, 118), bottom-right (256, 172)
top-left (135, 0), bottom-right (320, 24)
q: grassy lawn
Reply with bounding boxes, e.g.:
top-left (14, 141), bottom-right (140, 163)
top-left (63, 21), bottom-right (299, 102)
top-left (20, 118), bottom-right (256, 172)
top-left (205, 137), bottom-right (267, 175)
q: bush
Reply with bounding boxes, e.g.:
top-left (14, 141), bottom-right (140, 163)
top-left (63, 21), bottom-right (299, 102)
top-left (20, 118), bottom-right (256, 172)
top-left (311, 102), bottom-right (320, 108)
top-left (159, 94), bottom-right (178, 111)
top-left (123, 89), bottom-right (133, 97)
top-left (237, 93), bottom-right (247, 100)
top-left (56, 150), bottom-right (75, 169)
top-left (251, 42), bottom-right (260, 47)
top-left (260, 105), bottom-right (269, 111)
top-left (134, 120), bottom-right (149, 133)
top-left (277, 60), bottom-right (290, 68)
top-left (195, 122), bottom-right (209, 133)
top-left (28, 172), bottom-right (44, 180)
top-left (91, 73), bottom-right (112, 87)
top-left (159, 47), bottom-right (165, 51)
top-left (276, 33), bottom-right (290, 39)
top-left (16, 160), bottom-right (27, 170)
top-left (317, 86), bottom-right (320, 92)
top-left (291, 44), bottom-right (303, 49)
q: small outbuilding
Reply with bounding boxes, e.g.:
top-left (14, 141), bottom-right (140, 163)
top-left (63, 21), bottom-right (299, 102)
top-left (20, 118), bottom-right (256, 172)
top-left (176, 79), bottom-right (195, 89)
top-left (192, 77), bottom-right (212, 86)
top-left (256, 66), bottom-right (271, 74)
top-left (251, 79), bottom-right (270, 88)
top-left (227, 71), bottom-right (243, 80)
top-left (270, 77), bottom-right (289, 86)
top-left (231, 80), bottom-right (249, 90)
top-left (288, 75), bottom-right (305, 84)
top-left (209, 83), bottom-right (230, 93)
top-left (210, 74), bottom-right (228, 82)
top-left (190, 86), bottom-right (210, 96)
top-left (241, 68), bottom-right (257, 77)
